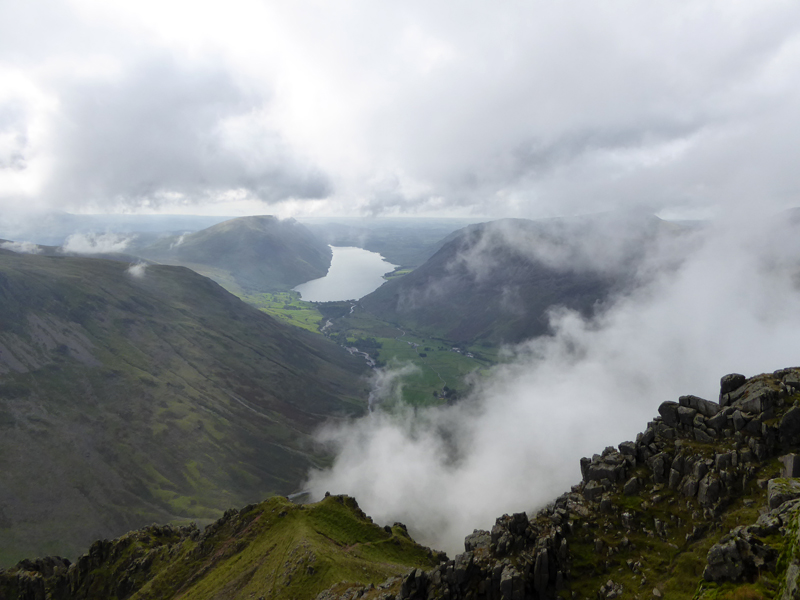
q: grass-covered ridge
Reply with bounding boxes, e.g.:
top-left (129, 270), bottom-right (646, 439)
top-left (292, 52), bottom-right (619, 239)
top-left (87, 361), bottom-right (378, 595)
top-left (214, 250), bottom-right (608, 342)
top-left (0, 495), bottom-right (443, 600)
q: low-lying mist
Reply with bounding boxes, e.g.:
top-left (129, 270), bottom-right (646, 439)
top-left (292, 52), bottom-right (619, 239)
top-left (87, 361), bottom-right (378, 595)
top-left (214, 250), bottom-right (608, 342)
top-left (306, 211), bottom-right (800, 556)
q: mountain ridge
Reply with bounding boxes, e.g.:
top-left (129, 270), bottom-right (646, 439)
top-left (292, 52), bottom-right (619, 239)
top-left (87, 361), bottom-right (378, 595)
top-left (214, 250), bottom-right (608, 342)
top-left (5, 366), bottom-right (800, 599)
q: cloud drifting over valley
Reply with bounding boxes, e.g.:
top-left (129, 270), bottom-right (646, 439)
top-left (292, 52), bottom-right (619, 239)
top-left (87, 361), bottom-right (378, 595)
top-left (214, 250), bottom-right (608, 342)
top-left (307, 211), bottom-right (800, 555)
top-left (1, 1), bottom-right (799, 218)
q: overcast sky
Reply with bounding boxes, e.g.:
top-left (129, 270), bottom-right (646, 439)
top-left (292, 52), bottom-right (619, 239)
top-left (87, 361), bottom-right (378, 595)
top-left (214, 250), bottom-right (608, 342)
top-left (1, 0), bottom-right (799, 219)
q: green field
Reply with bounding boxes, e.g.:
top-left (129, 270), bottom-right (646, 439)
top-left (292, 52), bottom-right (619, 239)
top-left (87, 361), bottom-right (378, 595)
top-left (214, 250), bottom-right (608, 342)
top-left (241, 293), bottom-right (502, 407)
top-left (382, 267), bottom-right (413, 281)
top-left (240, 291), bottom-right (325, 333)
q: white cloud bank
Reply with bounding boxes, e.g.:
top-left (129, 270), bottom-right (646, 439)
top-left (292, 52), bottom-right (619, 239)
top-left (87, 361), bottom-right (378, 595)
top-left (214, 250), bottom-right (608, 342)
top-left (0, 240), bottom-right (42, 254)
top-left (1, 1), bottom-right (800, 218)
top-left (306, 211), bottom-right (800, 555)
top-left (61, 232), bottom-right (133, 254)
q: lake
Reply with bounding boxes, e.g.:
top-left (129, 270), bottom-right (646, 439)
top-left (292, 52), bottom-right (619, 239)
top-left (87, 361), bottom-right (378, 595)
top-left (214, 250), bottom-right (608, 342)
top-left (293, 246), bottom-right (397, 302)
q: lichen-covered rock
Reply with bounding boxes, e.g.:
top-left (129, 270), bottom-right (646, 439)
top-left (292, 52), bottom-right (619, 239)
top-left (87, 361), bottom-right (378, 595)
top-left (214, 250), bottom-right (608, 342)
top-left (768, 478), bottom-right (800, 510)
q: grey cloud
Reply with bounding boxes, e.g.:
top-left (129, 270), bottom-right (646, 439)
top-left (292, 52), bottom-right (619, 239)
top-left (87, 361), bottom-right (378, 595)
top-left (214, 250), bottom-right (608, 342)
top-left (306, 211), bottom-right (800, 555)
top-left (0, 101), bottom-right (31, 170)
top-left (42, 56), bottom-right (331, 209)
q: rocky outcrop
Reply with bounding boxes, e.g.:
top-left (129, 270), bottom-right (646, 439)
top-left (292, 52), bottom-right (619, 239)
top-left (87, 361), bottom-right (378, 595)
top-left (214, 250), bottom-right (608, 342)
top-left (8, 368), bottom-right (800, 600)
top-left (357, 368), bottom-right (800, 600)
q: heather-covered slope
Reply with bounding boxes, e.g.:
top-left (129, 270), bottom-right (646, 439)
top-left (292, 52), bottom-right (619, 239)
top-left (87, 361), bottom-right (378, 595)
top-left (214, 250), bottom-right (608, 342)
top-left (0, 249), bottom-right (368, 564)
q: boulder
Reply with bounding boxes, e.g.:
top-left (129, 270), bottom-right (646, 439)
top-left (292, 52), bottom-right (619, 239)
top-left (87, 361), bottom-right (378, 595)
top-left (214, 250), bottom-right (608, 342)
top-left (677, 406), bottom-right (697, 426)
top-left (623, 477), bottom-right (640, 496)
top-left (465, 530), bottom-right (491, 553)
top-left (584, 480), bottom-right (605, 502)
top-left (658, 402), bottom-right (680, 427)
top-left (720, 373), bottom-right (746, 401)
top-left (780, 407), bottom-right (800, 446)
top-left (680, 395), bottom-right (722, 418)
top-left (704, 526), bottom-right (777, 582)
top-left (681, 476), bottom-right (699, 498)
top-left (698, 476), bottom-right (720, 507)
top-left (780, 454), bottom-right (800, 478)
top-left (768, 478), bottom-right (800, 510)
top-left (706, 410), bottom-right (730, 432)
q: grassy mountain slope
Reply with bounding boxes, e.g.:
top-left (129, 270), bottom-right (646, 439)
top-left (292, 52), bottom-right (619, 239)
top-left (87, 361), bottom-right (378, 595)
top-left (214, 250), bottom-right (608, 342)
top-left (360, 214), bottom-right (691, 345)
top-left (136, 215), bottom-right (332, 293)
top-left (359, 219), bottom-right (611, 345)
top-left (0, 495), bottom-right (443, 600)
top-left (6, 368), bottom-right (800, 600)
top-left (0, 249), bottom-right (368, 565)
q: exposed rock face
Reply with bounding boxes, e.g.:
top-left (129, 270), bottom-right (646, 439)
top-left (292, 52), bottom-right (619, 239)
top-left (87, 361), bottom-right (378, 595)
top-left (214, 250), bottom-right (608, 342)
top-left (380, 367), bottom-right (800, 599)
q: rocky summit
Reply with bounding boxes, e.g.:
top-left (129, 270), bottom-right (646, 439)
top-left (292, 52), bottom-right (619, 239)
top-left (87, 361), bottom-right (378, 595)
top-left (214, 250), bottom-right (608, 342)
top-left (6, 368), bottom-right (800, 600)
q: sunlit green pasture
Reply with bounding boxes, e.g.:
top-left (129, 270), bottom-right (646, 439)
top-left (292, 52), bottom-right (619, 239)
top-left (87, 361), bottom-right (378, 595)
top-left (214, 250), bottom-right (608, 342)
top-left (239, 291), bottom-right (324, 333)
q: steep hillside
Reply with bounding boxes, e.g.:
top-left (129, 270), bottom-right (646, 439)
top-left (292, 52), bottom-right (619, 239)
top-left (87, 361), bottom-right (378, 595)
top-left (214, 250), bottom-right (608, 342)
top-left (136, 215), bottom-right (332, 293)
top-left (0, 249), bottom-right (368, 564)
top-left (6, 368), bottom-right (800, 599)
top-left (360, 214), bottom-right (681, 344)
top-left (0, 495), bottom-right (443, 600)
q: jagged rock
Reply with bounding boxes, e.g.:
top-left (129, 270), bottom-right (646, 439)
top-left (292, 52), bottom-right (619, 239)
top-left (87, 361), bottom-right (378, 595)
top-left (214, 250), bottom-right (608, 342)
top-left (677, 406), bottom-right (697, 426)
top-left (454, 551), bottom-right (473, 586)
top-left (500, 564), bottom-right (523, 600)
top-left (698, 475), bottom-right (721, 507)
top-left (706, 408), bottom-right (731, 432)
top-left (585, 461), bottom-right (624, 483)
top-left (647, 452), bottom-right (670, 484)
top-left (658, 402), bottom-right (679, 427)
top-left (668, 469), bottom-right (681, 490)
top-left (780, 407), bottom-right (800, 446)
top-left (744, 416), bottom-right (763, 436)
top-left (533, 549), bottom-right (549, 596)
top-left (694, 428), bottom-right (715, 444)
top-left (703, 526), bottom-right (777, 582)
top-left (715, 452), bottom-right (734, 470)
top-left (623, 477), bottom-right (640, 496)
top-left (780, 454), bottom-right (800, 477)
top-left (464, 530), bottom-right (491, 553)
top-left (720, 373), bottom-right (747, 401)
top-left (619, 441), bottom-right (636, 458)
top-left (584, 480), bottom-right (605, 502)
top-left (725, 378), bottom-right (779, 414)
top-left (681, 476), bottom-right (699, 497)
top-left (733, 410), bottom-right (747, 431)
top-left (639, 427), bottom-right (655, 446)
top-left (693, 459), bottom-right (711, 481)
top-left (680, 394), bottom-right (722, 418)
top-left (768, 478), bottom-right (800, 510)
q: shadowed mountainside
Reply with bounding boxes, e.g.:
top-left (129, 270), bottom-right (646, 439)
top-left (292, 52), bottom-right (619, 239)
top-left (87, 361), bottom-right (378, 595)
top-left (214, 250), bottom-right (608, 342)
top-left (136, 215), bottom-right (332, 293)
top-left (360, 213), bottom-right (694, 345)
top-left (0, 248), bottom-right (368, 564)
